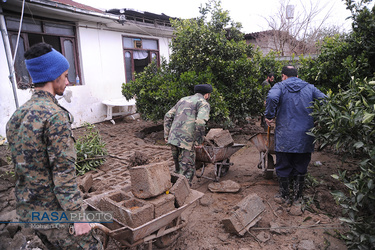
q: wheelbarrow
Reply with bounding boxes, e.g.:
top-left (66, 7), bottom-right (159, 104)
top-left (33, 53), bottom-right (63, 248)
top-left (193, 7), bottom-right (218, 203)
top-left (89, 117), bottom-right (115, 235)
top-left (85, 189), bottom-right (204, 249)
top-left (195, 143), bottom-right (245, 182)
top-left (249, 126), bottom-right (275, 179)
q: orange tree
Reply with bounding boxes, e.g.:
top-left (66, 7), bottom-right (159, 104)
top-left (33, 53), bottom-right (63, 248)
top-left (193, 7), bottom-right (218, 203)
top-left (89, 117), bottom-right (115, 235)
top-left (122, 0), bottom-right (283, 126)
top-left (302, 1), bottom-right (375, 248)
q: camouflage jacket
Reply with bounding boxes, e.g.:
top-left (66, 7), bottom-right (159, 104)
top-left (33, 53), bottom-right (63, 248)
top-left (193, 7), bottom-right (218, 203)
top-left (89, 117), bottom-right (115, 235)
top-left (164, 93), bottom-right (210, 150)
top-left (6, 90), bottom-right (82, 221)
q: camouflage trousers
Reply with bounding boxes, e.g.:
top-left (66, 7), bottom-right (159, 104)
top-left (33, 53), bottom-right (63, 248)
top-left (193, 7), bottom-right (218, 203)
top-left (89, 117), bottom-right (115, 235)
top-left (171, 145), bottom-right (196, 184)
top-left (35, 224), bottom-right (103, 250)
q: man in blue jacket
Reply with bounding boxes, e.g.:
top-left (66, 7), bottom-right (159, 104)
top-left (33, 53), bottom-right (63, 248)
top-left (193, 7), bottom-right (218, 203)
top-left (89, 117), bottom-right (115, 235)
top-left (265, 65), bottom-right (326, 205)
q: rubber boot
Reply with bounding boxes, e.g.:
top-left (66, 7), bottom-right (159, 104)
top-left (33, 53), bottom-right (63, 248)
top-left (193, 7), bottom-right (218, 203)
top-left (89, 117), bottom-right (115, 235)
top-left (274, 177), bottom-right (291, 205)
top-left (293, 175), bottom-right (305, 204)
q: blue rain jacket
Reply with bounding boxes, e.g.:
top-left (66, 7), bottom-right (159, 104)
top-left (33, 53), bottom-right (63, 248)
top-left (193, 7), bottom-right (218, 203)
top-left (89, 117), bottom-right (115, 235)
top-left (265, 77), bottom-right (326, 153)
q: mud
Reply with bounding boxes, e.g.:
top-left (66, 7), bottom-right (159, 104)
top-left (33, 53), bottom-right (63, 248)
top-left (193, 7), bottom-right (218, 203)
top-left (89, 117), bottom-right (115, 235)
top-left (0, 116), bottom-right (350, 249)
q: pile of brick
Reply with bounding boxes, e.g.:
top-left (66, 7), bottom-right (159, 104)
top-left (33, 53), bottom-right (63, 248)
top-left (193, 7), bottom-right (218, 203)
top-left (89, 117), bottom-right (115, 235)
top-left (97, 162), bottom-right (191, 228)
top-left (204, 128), bottom-right (234, 147)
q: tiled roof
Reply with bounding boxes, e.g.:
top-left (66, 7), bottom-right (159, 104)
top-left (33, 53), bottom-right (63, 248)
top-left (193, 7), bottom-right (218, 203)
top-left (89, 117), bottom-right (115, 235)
top-left (47, 0), bottom-right (104, 13)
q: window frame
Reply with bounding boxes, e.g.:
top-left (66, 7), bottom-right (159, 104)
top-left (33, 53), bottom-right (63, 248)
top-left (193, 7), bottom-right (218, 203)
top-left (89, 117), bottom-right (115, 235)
top-left (122, 35), bottom-right (160, 83)
top-left (5, 15), bottom-right (81, 89)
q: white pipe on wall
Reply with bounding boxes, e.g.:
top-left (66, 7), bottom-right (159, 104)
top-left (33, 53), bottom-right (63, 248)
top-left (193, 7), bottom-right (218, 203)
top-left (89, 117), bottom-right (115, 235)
top-left (0, 6), bottom-right (19, 109)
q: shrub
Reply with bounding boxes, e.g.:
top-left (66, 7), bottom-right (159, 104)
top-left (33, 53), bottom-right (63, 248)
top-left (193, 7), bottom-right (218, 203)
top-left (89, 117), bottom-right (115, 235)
top-left (75, 123), bottom-right (107, 175)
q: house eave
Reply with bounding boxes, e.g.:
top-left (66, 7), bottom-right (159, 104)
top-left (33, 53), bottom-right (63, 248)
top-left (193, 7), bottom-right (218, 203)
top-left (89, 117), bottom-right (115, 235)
top-left (1, 0), bottom-right (174, 37)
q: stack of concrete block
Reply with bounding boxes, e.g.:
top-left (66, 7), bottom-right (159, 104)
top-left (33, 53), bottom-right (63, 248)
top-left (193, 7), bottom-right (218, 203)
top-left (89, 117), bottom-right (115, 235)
top-left (97, 161), bottom-right (192, 228)
top-left (205, 128), bottom-right (234, 147)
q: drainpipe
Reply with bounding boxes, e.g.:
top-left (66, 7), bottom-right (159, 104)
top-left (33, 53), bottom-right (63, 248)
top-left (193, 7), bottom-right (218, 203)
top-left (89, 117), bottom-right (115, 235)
top-left (0, 6), bottom-right (19, 109)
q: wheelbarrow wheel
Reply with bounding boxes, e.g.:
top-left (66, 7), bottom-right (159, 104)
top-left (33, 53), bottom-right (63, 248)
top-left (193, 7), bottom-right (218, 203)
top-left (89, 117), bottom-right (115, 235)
top-left (154, 231), bottom-right (180, 249)
top-left (216, 159), bottom-right (230, 177)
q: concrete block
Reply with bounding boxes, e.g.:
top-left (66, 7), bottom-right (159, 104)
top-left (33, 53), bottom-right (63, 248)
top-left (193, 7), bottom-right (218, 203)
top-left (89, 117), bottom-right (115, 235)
top-left (213, 130), bottom-right (234, 147)
top-left (98, 191), bottom-right (133, 226)
top-left (130, 161), bottom-right (172, 199)
top-left (222, 193), bottom-right (265, 235)
top-left (169, 173), bottom-right (191, 207)
top-left (98, 191), bottom-right (155, 228)
top-left (205, 128), bottom-right (224, 141)
top-left (79, 173), bottom-right (93, 193)
top-left (122, 198), bottom-right (154, 228)
top-left (147, 193), bottom-right (175, 217)
top-left (205, 129), bottom-right (234, 147)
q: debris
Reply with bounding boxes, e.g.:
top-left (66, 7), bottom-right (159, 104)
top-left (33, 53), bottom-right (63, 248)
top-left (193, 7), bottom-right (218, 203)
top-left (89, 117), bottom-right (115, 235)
top-left (208, 180), bottom-right (241, 193)
top-left (222, 193), bottom-right (265, 235)
top-left (79, 173), bottom-right (93, 193)
top-left (130, 161), bottom-right (172, 199)
top-left (170, 173), bottom-right (191, 207)
top-left (199, 194), bottom-right (214, 207)
top-left (298, 240), bottom-right (316, 250)
top-left (314, 161), bottom-right (322, 167)
top-left (205, 128), bottom-right (234, 147)
top-left (256, 231), bottom-right (271, 243)
top-left (128, 151), bottom-right (149, 167)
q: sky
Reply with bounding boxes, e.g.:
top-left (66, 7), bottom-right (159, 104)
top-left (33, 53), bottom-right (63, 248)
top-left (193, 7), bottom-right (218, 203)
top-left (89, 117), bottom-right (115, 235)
top-left (74, 0), bottom-right (353, 33)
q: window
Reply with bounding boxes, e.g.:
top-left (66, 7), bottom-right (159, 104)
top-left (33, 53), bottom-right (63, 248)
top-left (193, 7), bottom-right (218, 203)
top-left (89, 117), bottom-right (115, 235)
top-left (5, 16), bottom-right (80, 89)
top-left (123, 36), bottom-right (159, 83)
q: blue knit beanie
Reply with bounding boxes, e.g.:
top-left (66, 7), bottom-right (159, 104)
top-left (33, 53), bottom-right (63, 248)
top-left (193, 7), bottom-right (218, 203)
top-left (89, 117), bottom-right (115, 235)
top-left (25, 49), bottom-right (70, 83)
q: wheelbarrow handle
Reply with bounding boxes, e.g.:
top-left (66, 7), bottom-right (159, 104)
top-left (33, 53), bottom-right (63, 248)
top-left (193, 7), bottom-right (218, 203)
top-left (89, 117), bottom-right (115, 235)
top-left (90, 223), bottom-right (111, 235)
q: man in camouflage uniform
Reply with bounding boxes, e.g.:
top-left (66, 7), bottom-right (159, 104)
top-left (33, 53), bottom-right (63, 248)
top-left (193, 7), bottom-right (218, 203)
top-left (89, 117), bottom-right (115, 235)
top-left (6, 43), bottom-right (102, 249)
top-left (164, 84), bottom-right (212, 185)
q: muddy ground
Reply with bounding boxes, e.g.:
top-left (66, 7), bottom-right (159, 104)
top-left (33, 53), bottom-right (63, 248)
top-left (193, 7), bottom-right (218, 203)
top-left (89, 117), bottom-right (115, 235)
top-left (0, 115), bottom-right (353, 249)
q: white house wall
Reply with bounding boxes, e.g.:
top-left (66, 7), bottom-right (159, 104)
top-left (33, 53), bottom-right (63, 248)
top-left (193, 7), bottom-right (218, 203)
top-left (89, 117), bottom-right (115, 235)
top-left (0, 22), bottom-right (172, 137)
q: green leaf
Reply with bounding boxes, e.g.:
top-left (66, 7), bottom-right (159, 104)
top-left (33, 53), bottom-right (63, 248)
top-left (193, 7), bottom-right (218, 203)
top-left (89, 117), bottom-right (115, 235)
top-left (354, 142), bottom-right (364, 148)
top-left (362, 112), bottom-right (375, 124)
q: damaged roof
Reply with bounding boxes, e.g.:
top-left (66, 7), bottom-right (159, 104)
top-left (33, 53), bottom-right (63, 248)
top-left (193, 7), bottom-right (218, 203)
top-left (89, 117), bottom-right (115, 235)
top-left (106, 8), bottom-right (176, 26)
top-left (34, 0), bottom-right (105, 13)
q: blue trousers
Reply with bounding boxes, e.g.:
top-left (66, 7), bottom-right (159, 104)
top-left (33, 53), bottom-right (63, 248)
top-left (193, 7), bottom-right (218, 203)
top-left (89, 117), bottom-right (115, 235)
top-left (275, 152), bottom-right (311, 178)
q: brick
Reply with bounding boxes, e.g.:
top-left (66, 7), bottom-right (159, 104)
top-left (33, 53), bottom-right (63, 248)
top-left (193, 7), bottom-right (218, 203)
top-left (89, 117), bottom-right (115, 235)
top-left (169, 173), bottom-right (191, 207)
top-left (130, 161), bottom-right (172, 199)
top-left (147, 193), bottom-right (175, 217)
top-left (222, 193), bottom-right (265, 235)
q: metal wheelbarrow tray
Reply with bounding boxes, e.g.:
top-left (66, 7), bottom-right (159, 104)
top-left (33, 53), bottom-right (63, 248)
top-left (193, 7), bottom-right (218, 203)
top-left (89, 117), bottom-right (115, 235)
top-left (195, 143), bottom-right (245, 182)
top-left (85, 189), bottom-right (204, 248)
top-left (249, 132), bottom-right (275, 179)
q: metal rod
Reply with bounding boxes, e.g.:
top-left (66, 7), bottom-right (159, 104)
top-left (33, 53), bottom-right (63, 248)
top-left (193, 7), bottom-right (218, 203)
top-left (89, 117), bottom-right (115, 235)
top-left (0, 6), bottom-right (19, 109)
